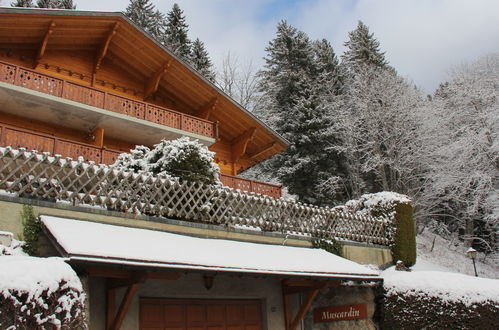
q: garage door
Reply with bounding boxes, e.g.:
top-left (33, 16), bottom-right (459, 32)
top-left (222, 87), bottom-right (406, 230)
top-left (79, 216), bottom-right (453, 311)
top-left (139, 298), bottom-right (263, 330)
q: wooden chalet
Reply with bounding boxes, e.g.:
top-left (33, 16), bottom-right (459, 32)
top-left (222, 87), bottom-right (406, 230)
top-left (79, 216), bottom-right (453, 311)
top-left (0, 7), bottom-right (287, 198)
top-left (0, 8), bottom-right (391, 330)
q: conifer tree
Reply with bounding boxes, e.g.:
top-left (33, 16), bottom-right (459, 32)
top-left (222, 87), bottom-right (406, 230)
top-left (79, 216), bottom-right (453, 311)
top-left (31, 0), bottom-right (75, 8)
top-left (125, 0), bottom-right (164, 40)
top-left (190, 38), bottom-right (215, 82)
top-left (11, 0), bottom-right (33, 7)
top-left (255, 21), bottom-right (346, 205)
top-left (342, 20), bottom-right (387, 74)
top-left (164, 3), bottom-right (191, 60)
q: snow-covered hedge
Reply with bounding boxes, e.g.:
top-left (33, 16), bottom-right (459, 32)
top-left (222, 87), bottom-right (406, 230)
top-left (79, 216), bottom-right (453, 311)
top-left (113, 137), bottom-right (220, 185)
top-left (381, 270), bottom-right (499, 329)
top-left (337, 192), bottom-right (416, 266)
top-left (0, 256), bottom-right (86, 329)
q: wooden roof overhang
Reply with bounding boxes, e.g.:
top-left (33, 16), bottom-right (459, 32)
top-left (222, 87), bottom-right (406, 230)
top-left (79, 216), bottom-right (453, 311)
top-left (0, 8), bottom-right (288, 171)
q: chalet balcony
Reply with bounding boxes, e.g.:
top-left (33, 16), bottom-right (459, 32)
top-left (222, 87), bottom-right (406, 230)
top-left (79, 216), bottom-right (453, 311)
top-left (0, 124), bottom-right (281, 198)
top-left (0, 61), bottom-right (218, 147)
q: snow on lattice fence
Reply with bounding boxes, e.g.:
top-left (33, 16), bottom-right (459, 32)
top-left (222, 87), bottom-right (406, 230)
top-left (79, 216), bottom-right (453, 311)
top-left (0, 147), bottom-right (394, 245)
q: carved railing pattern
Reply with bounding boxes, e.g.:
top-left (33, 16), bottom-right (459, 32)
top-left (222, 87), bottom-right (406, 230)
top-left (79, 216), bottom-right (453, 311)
top-left (0, 61), bottom-right (217, 139)
top-left (0, 124), bottom-right (120, 166)
top-left (0, 147), bottom-right (394, 245)
top-left (219, 173), bottom-right (281, 199)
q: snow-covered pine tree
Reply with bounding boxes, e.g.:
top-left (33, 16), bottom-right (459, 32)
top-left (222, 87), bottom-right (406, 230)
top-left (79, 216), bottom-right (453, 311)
top-left (164, 3), bottom-right (191, 61)
top-left (35, 0), bottom-right (75, 8)
top-left (255, 21), bottom-right (346, 205)
top-left (312, 39), bottom-right (343, 95)
top-left (125, 0), bottom-right (164, 40)
top-left (341, 20), bottom-right (388, 75)
top-left (11, 0), bottom-right (33, 7)
top-left (190, 38), bottom-right (216, 82)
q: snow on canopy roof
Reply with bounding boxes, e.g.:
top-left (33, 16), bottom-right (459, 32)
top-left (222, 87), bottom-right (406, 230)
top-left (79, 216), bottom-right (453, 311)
top-left (41, 215), bottom-right (380, 279)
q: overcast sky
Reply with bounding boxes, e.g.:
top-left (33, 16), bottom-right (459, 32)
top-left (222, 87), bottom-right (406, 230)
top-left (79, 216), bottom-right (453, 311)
top-left (28, 1), bottom-right (499, 92)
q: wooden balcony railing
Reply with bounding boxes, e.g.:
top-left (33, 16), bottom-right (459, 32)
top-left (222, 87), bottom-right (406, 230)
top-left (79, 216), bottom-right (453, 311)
top-left (0, 124), bottom-right (281, 198)
top-left (219, 173), bottom-right (282, 199)
top-left (0, 61), bottom-right (218, 139)
top-left (0, 124), bottom-right (121, 165)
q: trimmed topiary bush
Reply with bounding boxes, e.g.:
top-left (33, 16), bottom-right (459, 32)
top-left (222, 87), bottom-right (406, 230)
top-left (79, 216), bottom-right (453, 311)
top-left (0, 256), bottom-right (87, 329)
top-left (337, 192), bottom-right (416, 266)
top-left (391, 202), bottom-right (416, 267)
top-left (382, 271), bottom-right (499, 329)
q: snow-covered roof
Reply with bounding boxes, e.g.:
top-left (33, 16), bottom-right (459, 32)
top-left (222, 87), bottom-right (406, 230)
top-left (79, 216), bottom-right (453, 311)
top-left (41, 215), bottom-right (380, 280)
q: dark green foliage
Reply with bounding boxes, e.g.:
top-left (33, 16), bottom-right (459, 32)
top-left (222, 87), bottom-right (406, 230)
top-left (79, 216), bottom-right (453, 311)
top-left (256, 21), bottom-right (348, 206)
top-left (35, 0), bottom-right (75, 8)
top-left (190, 38), bottom-right (215, 82)
top-left (113, 137), bottom-right (220, 185)
top-left (11, 0), bottom-right (33, 7)
top-left (381, 291), bottom-right (498, 329)
top-left (125, 0), bottom-right (164, 39)
top-left (20, 205), bottom-right (41, 256)
top-left (342, 20), bottom-right (388, 73)
top-left (164, 3), bottom-right (191, 59)
top-left (391, 203), bottom-right (416, 267)
top-left (312, 238), bottom-right (343, 257)
top-left (0, 280), bottom-right (86, 329)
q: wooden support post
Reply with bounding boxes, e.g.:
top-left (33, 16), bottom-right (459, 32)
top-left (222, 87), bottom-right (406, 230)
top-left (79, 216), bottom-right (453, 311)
top-left (289, 289), bottom-right (320, 330)
top-left (34, 21), bottom-right (55, 69)
top-left (92, 127), bottom-right (104, 147)
top-left (231, 127), bottom-right (256, 164)
top-left (198, 97), bottom-right (218, 120)
top-left (144, 61), bottom-right (170, 100)
top-left (93, 22), bottom-right (119, 85)
top-left (248, 141), bottom-right (276, 159)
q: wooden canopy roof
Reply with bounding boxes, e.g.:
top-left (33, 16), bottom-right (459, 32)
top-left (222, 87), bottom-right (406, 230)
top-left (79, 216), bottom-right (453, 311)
top-left (0, 8), bottom-right (288, 171)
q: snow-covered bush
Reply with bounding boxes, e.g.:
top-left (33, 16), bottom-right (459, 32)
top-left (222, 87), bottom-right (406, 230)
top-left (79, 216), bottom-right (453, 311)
top-left (337, 192), bottom-right (416, 267)
top-left (114, 137), bottom-right (220, 185)
top-left (382, 270), bottom-right (499, 329)
top-left (0, 256), bottom-right (86, 329)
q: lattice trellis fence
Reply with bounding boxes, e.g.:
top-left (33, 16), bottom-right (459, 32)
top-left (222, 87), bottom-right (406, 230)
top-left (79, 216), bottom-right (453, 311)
top-left (0, 147), bottom-right (394, 245)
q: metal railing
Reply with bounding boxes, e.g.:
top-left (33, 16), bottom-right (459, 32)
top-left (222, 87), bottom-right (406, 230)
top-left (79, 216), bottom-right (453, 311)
top-left (0, 61), bottom-right (218, 139)
top-left (0, 147), bottom-right (394, 245)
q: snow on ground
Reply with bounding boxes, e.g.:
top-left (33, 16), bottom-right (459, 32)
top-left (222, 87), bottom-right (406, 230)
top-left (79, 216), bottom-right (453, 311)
top-left (415, 229), bottom-right (498, 279)
top-left (0, 236), bottom-right (27, 256)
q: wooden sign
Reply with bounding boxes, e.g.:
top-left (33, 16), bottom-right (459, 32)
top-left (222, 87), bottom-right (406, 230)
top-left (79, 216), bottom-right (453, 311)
top-left (313, 303), bottom-right (368, 323)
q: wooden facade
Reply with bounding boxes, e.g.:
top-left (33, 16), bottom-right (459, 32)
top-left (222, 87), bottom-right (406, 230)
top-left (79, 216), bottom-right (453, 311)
top-left (0, 8), bottom-right (287, 197)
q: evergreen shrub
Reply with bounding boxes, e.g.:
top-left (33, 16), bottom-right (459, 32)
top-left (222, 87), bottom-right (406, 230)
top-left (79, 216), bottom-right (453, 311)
top-left (0, 281), bottom-right (87, 329)
top-left (113, 137), bottom-right (220, 185)
top-left (338, 192), bottom-right (416, 266)
top-left (381, 291), bottom-right (498, 329)
top-left (20, 204), bottom-right (41, 256)
top-left (312, 238), bottom-right (343, 257)
top-left (391, 202), bottom-right (416, 267)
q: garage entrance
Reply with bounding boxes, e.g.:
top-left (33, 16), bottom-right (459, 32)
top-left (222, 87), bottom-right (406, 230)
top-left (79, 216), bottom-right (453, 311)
top-left (139, 298), bottom-right (263, 330)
